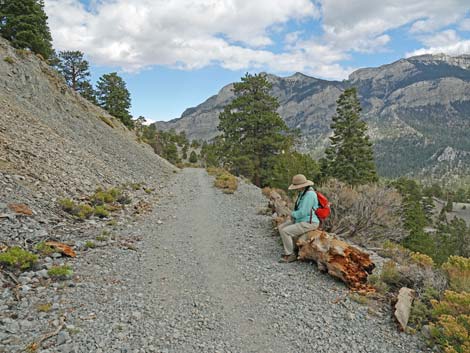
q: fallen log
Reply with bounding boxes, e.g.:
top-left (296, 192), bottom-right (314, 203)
top-left (269, 190), bottom-right (375, 290)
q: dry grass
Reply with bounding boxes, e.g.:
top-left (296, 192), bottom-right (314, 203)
top-left (213, 171), bottom-right (238, 194)
top-left (98, 115), bottom-right (114, 128)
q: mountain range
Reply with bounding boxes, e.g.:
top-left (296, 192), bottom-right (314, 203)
top-left (155, 54), bottom-right (470, 182)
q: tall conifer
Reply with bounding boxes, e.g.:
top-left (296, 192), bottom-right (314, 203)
top-left (324, 87), bottom-right (377, 185)
top-left (218, 73), bottom-right (291, 186)
top-left (96, 72), bottom-right (133, 128)
top-left (0, 0), bottom-right (53, 59)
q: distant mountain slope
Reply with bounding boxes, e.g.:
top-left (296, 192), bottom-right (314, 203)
top-left (156, 54), bottom-right (470, 181)
top-left (0, 37), bottom-right (176, 220)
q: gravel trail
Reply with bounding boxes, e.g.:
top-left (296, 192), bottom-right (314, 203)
top-left (134, 168), bottom-right (427, 353)
top-left (18, 168), bottom-right (427, 353)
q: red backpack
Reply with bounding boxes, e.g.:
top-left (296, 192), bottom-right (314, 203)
top-left (310, 190), bottom-right (331, 223)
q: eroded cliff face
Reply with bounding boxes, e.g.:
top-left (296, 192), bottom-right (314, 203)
top-left (156, 54), bottom-right (470, 181)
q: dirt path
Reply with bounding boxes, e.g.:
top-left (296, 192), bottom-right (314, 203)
top-left (53, 168), bottom-right (427, 353)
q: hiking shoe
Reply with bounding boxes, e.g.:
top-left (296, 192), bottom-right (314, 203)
top-left (279, 254), bottom-right (297, 263)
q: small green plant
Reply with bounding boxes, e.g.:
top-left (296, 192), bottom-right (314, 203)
top-left (130, 183), bottom-right (142, 191)
top-left (0, 246), bottom-right (38, 270)
top-left (144, 188), bottom-right (153, 194)
top-left (98, 115), bottom-right (114, 128)
top-left (380, 260), bottom-right (403, 288)
top-left (96, 230), bottom-right (109, 241)
top-left (106, 219), bottom-right (118, 226)
top-left (94, 205), bottom-right (109, 218)
top-left (3, 56), bottom-right (15, 64)
top-left (77, 204), bottom-right (94, 220)
top-left (367, 273), bottom-right (389, 294)
top-left (35, 242), bottom-right (55, 256)
top-left (85, 241), bottom-right (96, 249)
top-left (59, 198), bottom-right (78, 214)
top-left (36, 303), bottom-right (52, 313)
top-left (349, 292), bottom-right (369, 305)
top-left (48, 265), bottom-right (73, 279)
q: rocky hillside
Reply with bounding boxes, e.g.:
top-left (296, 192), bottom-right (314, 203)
top-left (156, 54), bottom-right (470, 181)
top-left (0, 36), bottom-right (176, 244)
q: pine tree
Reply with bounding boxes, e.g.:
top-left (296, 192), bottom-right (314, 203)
top-left (96, 72), bottom-right (133, 128)
top-left (324, 87), bottom-right (377, 185)
top-left (78, 81), bottom-right (97, 104)
top-left (57, 51), bottom-right (91, 91)
top-left (218, 73), bottom-right (291, 186)
top-left (189, 151), bottom-right (198, 163)
top-left (0, 0), bottom-right (53, 59)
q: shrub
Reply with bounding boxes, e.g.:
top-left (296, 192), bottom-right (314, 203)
top-left (59, 198), bottom-right (78, 214)
top-left (35, 242), bottom-right (55, 256)
top-left (48, 265), bottom-right (73, 279)
top-left (99, 115), bottom-right (114, 128)
top-left (431, 291), bottom-right (470, 318)
top-left (367, 273), bottom-right (389, 294)
top-left (3, 56), bottom-right (15, 64)
top-left (94, 205), bottom-right (109, 218)
top-left (410, 252), bottom-right (435, 268)
top-left (130, 183), bottom-right (142, 190)
top-left (214, 173), bottom-right (238, 194)
top-left (36, 303), bottom-right (52, 313)
top-left (442, 256), bottom-right (470, 293)
top-left (85, 241), bottom-right (96, 249)
top-left (77, 204), bottom-right (94, 220)
top-left (0, 247), bottom-right (38, 270)
top-left (380, 260), bottom-right (403, 288)
top-left (320, 180), bottom-right (406, 246)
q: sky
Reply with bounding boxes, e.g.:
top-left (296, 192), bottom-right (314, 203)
top-left (44, 0), bottom-right (470, 122)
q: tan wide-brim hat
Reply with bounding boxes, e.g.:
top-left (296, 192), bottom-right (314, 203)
top-left (288, 174), bottom-right (314, 190)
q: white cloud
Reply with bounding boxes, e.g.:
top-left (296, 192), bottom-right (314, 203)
top-left (319, 0), bottom-right (469, 51)
top-left (44, 0), bottom-right (470, 80)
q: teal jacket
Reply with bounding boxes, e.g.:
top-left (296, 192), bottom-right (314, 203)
top-left (291, 187), bottom-right (319, 224)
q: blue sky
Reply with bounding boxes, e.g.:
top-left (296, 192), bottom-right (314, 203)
top-left (44, 0), bottom-right (470, 122)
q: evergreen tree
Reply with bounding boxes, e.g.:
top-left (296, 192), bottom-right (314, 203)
top-left (218, 73), bottom-right (291, 186)
top-left (57, 51), bottom-right (90, 91)
top-left (0, 0), bottom-right (53, 59)
top-left (266, 151), bottom-right (320, 190)
top-left (78, 81), bottom-right (97, 104)
top-left (324, 88), bottom-right (377, 185)
top-left (96, 72), bottom-right (133, 128)
top-left (189, 151), bottom-right (198, 163)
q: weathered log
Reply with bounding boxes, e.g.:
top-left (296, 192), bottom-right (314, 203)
top-left (269, 190), bottom-right (375, 290)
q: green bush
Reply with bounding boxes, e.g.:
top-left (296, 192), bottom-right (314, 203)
top-left (3, 56), bottom-right (15, 64)
top-left (77, 204), bottom-right (94, 220)
top-left (442, 256), bottom-right (470, 293)
top-left (380, 260), bottom-right (403, 287)
top-left (0, 247), bottom-right (38, 270)
top-left (94, 205), bottom-right (109, 218)
top-left (48, 265), bottom-right (73, 279)
top-left (35, 242), bottom-right (55, 256)
top-left (429, 291), bottom-right (470, 353)
top-left (85, 241), bottom-right (96, 249)
top-left (59, 198), bottom-right (78, 214)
